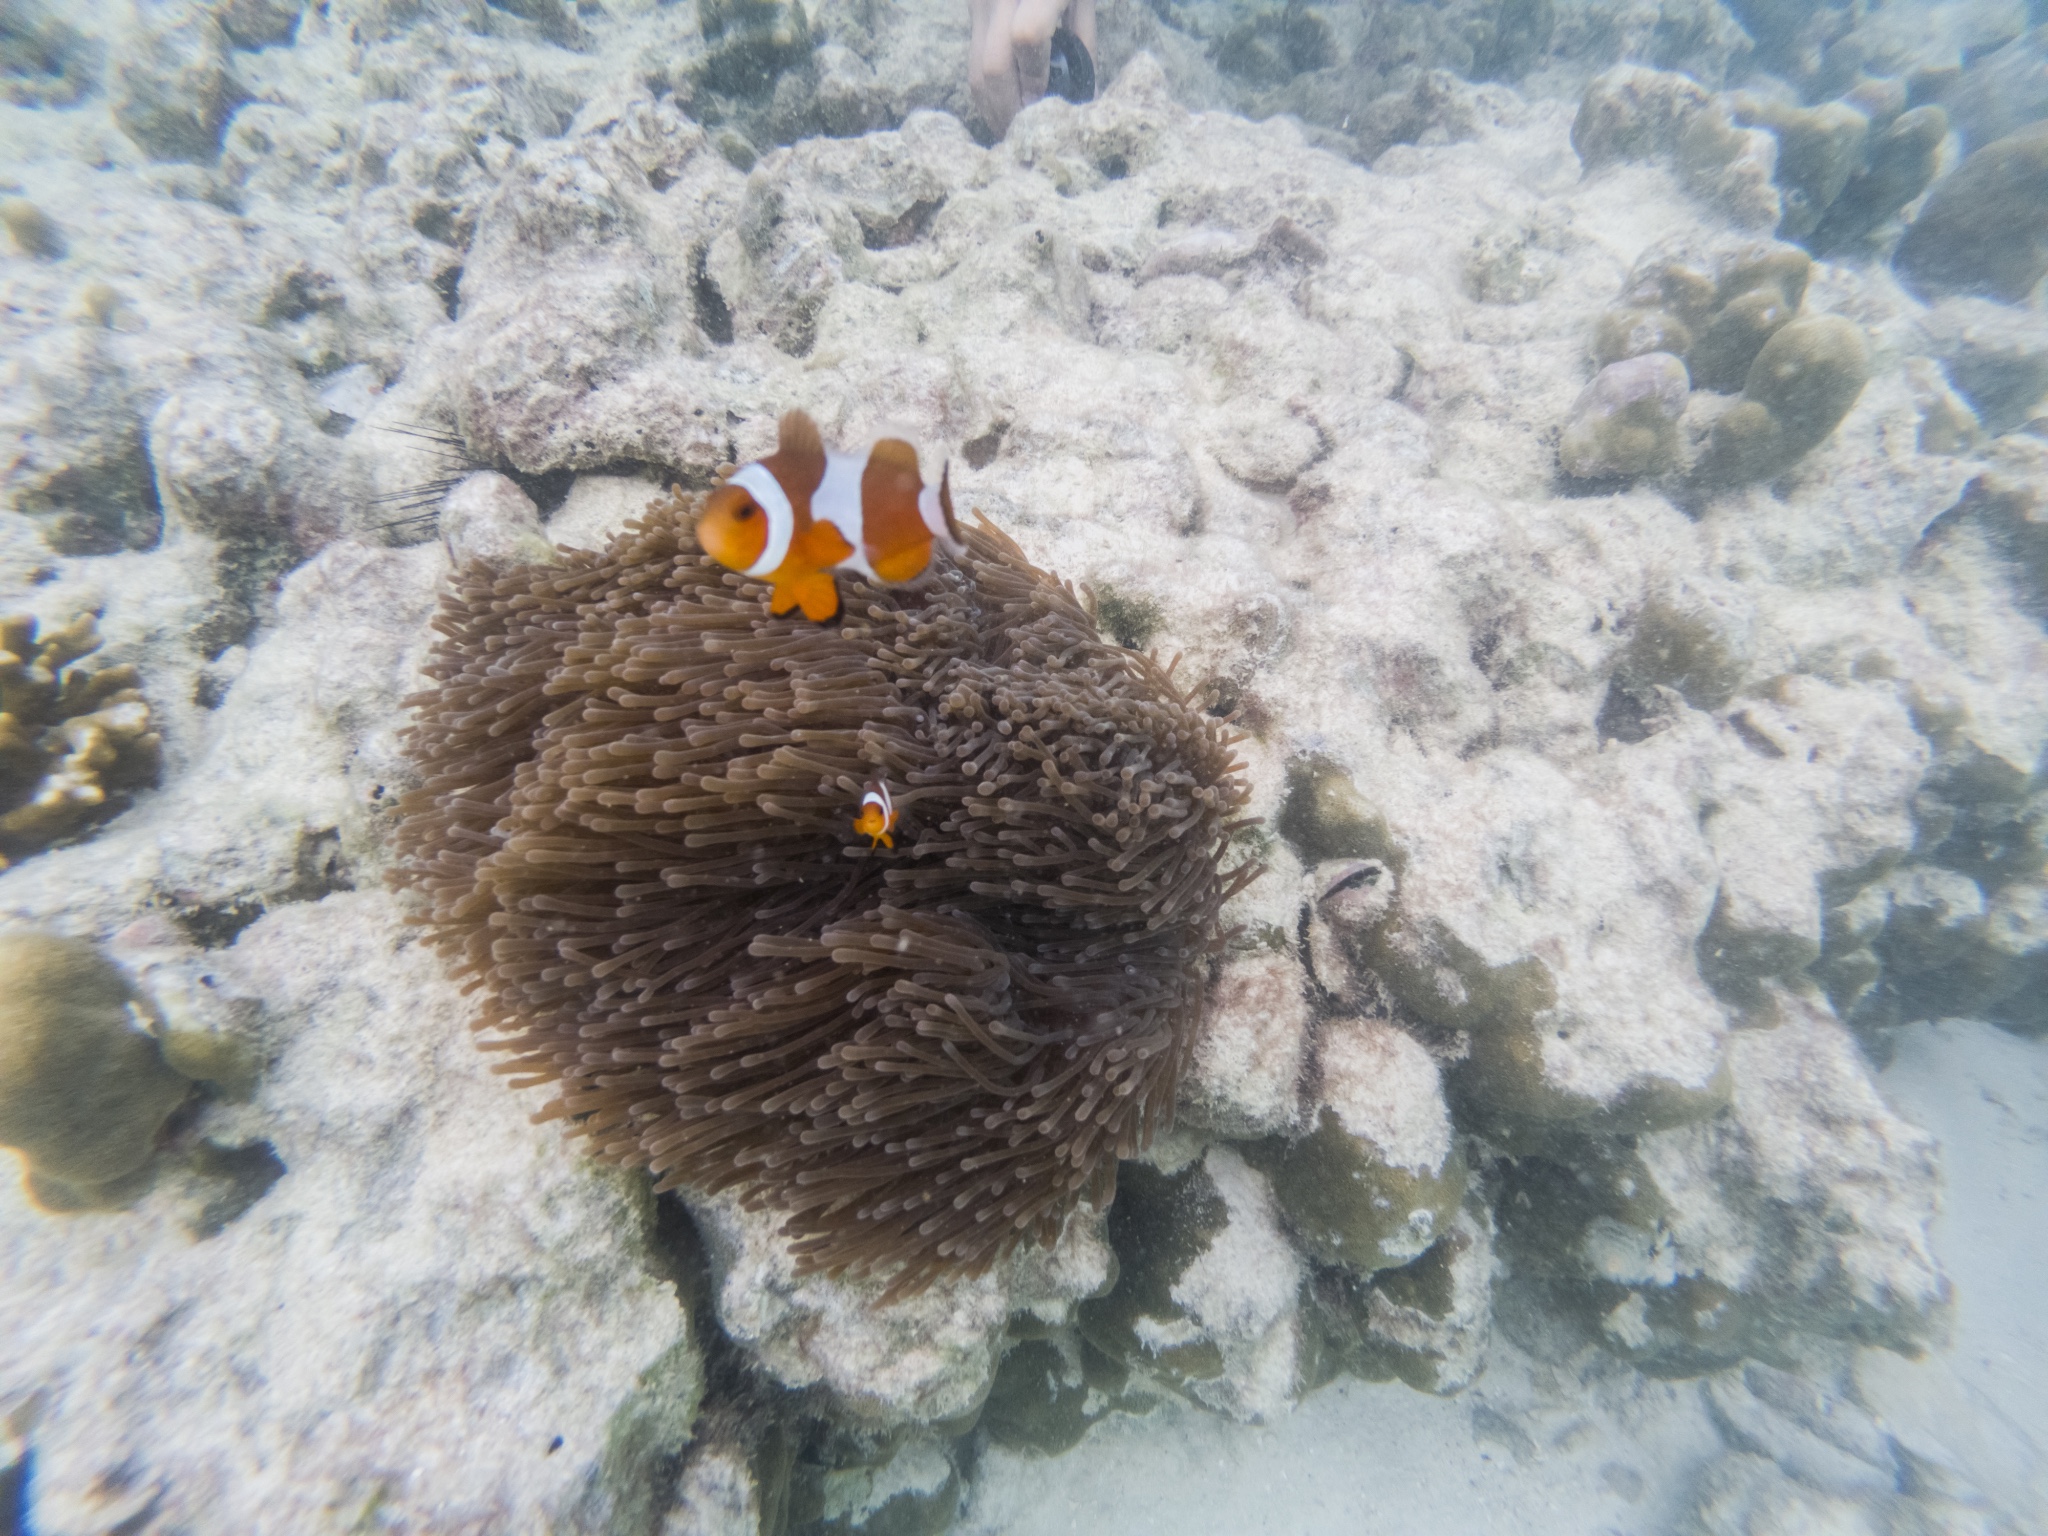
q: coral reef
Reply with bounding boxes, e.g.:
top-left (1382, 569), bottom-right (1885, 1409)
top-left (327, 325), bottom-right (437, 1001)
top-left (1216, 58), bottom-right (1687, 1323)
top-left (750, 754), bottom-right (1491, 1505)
top-left (395, 495), bottom-right (1254, 1294)
top-left (0, 932), bottom-right (192, 1208)
top-left (1894, 122), bottom-right (2048, 305)
top-left (0, 613), bottom-right (160, 867)
top-left (1567, 238), bottom-right (1870, 488)
top-left (1557, 351), bottom-right (1689, 479)
top-left (1694, 315), bottom-right (1872, 488)
top-left (4, 0), bottom-right (2046, 1520)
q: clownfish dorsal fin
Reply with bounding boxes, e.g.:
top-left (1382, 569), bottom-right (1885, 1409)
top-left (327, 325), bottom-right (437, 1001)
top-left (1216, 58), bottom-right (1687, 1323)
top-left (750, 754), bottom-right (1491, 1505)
top-left (777, 410), bottom-right (826, 468)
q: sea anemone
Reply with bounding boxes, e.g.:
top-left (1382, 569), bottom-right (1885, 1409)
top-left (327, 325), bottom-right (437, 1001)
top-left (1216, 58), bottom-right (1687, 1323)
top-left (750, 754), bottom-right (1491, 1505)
top-left (394, 493), bottom-right (1256, 1295)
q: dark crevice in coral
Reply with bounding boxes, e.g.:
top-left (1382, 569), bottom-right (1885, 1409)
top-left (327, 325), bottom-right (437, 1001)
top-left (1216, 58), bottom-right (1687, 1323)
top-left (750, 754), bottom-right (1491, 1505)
top-left (168, 895), bottom-right (267, 949)
top-left (858, 197), bottom-right (944, 250)
top-left (187, 1140), bottom-right (286, 1238)
top-left (507, 464), bottom-right (579, 516)
top-left (961, 423), bottom-right (1007, 469)
top-left (0, 1442), bottom-right (24, 1536)
top-left (432, 264), bottom-right (463, 320)
top-left (163, 828), bottom-right (354, 948)
top-left (690, 244), bottom-right (733, 344)
top-left (261, 266), bottom-right (344, 327)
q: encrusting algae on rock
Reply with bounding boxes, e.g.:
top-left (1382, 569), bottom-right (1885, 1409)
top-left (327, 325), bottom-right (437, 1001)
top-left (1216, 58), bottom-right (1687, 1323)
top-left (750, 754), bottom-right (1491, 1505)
top-left (393, 487), bottom-right (1258, 1298)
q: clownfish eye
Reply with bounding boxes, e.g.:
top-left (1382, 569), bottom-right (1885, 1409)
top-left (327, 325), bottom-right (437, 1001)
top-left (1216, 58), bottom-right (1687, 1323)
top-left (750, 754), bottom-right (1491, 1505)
top-left (734, 502), bottom-right (756, 520)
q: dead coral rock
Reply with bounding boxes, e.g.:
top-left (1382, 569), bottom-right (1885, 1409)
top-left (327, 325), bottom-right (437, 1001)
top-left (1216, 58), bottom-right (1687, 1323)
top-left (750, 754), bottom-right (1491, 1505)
top-left (1076, 1145), bottom-right (1308, 1421)
top-left (1303, 1206), bottom-right (1494, 1394)
top-left (1264, 1018), bottom-right (1468, 1275)
top-left (1624, 996), bottom-right (1948, 1364)
top-left (1894, 121), bottom-right (2048, 305)
top-left (1571, 65), bottom-right (1781, 230)
top-left (0, 932), bottom-right (192, 1208)
top-left (394, 497), bottom-right (1256, 1297)
top-left (0, 613), bottom-right (161, 868)
top-left (109, 2), bottom-right (244, 164)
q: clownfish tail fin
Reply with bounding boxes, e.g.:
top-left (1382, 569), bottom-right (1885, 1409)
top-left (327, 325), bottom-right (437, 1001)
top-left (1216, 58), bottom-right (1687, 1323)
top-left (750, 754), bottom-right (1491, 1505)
top-left (922, 461), bottom-right (964, 554)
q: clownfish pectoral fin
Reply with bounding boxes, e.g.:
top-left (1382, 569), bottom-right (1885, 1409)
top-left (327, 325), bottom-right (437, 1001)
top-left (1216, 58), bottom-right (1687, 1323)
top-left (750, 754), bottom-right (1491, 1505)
top-left (785, 569), bottom-right (842, 622)
top-left (798, 519), bottom-right (854, 569)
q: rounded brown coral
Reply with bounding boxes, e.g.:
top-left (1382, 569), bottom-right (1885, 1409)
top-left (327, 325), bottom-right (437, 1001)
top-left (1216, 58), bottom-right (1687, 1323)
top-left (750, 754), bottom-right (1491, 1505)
top-left (394, 493), bottom-right (1256, 1295)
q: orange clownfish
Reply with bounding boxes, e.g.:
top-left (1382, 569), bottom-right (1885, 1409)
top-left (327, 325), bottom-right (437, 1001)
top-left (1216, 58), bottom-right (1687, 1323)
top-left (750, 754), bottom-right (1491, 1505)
top-left (853, 780), bottom-right (898, 849)
top-left (695, 410), bottom-right (963, 622)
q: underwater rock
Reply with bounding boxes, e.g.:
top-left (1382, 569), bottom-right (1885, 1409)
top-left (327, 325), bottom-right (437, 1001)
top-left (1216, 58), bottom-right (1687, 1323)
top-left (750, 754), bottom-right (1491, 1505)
top-left (1607, 590), bottom-right (1750, 718)
top-left (1694, 315), bottom-right (1870, 488)
top-left (1283, 759), bottom-right (1731, 1147)
top-left (1596, 238), bottom-right (1810, 395)
top-left (694, 0), bottom-right (816, 104)
top-left (0, 932), bottom-right (192, 1207)
top-left (0, 0), bottom-right (101, 106)
top-left (0, 197), bottom-right (65, 260)
top-left (1078, 1146), bottom-right (1308, 1421)
top-left (1, 896), bottom-right (704, 1533)
top-left (978, 1328), bottom-right (1156, 1455)
top-left (691, 1178), bottom-right (1114, 1426)
top-left (1894, 122), bottom-right (2048, 304)
top-left (0, 612), bottom-right (161, 868)
top-left (1571, 65), bottom-right (1781, 229)
top-left (1265, 1018), bottom-right (1467, 1274)
top-left (1179, 950), bottom-right (1311, 1138)
top-left (0, 325), bottom-right (160, 554)
top-left (1465, 214), bottom-right (1562, 305)
top-left (1727, 93), bottom-right (1869, 243)
top-left (212, 0), bottom-right (303, 49)
top-left (1557, 352), bottom-right (1690, 480)
top-left (436, 470), bottom-right (555, 569)
top-left (109, 2), bottom-right (243, 164)
top-left (1806, 104), bottom-right (1948, 253)
top-left (1212, 4), bottom-right (1337, 88)
top-left (814, 1434), bottom-right (961, 1536)
top-left (1620, 997), bottom-right (1947, 1366)
top-left (150, 377), bottom-right (355, 653)
top-left (1940, 22), bottom-right (2048, 154)
top-left (1921, 297), bottom-right (2048, 436)
top-left (1303, 1206), bottom-right (1494, 1394)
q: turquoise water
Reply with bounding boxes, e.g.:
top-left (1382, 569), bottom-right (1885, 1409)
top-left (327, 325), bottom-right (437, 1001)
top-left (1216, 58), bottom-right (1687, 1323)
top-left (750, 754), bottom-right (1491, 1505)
top-left (2, 0), bottom-right (2045, 1531)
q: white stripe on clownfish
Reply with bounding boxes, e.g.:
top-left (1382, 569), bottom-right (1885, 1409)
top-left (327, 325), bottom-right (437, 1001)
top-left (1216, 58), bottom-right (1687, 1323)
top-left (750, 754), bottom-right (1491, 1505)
top-left (811, 449), bottom-right (878, 580)
top-left (731, 461), bottom-right (796, 577)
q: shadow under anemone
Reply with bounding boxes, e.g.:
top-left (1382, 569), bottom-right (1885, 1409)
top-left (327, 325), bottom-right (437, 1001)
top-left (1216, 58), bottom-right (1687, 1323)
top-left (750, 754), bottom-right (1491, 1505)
top-left (393, 492), bottom-right (1259, 1299)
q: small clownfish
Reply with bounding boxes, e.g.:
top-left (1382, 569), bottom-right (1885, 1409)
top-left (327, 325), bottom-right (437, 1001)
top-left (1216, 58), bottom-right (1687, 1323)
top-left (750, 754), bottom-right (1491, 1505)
top-left (695, 410), bottom-right (963, 623)
top-left (853, 780), bottom-right (898, 849)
